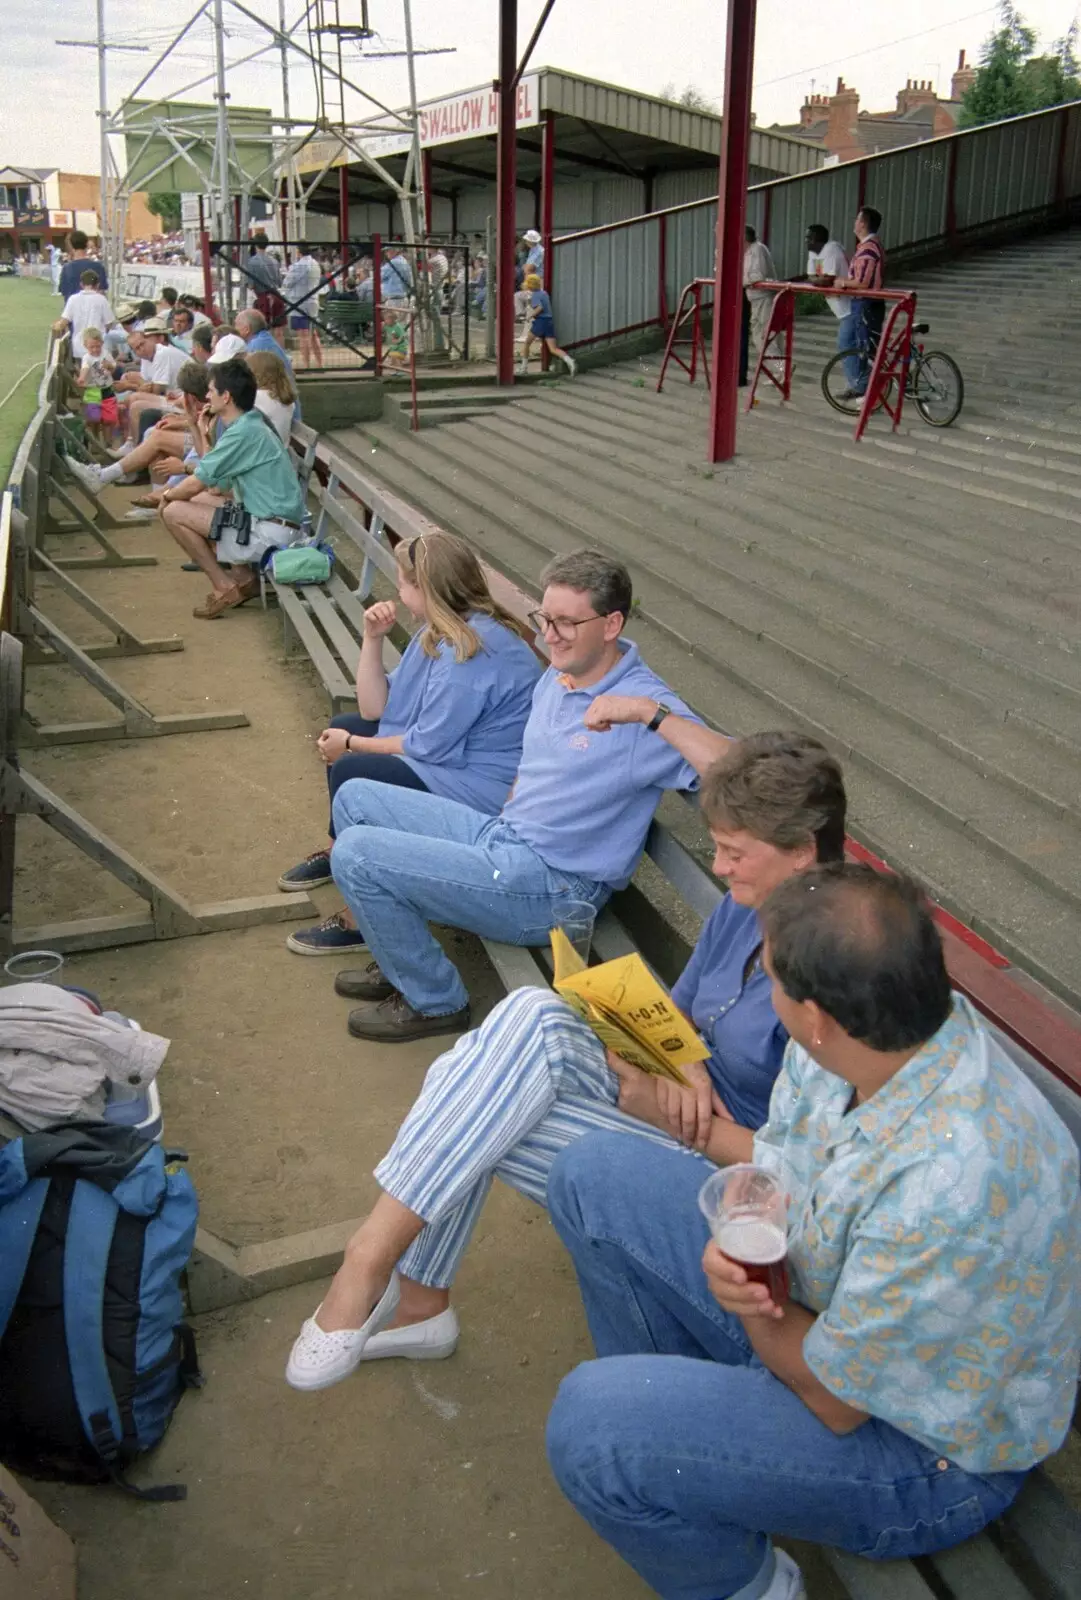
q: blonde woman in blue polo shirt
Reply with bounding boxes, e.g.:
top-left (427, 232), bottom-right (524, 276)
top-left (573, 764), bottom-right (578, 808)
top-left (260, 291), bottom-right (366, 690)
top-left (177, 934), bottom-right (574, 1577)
top-left (286, 729), bottom-right (848, 1391)
top-left (281, 532), bottom-right (542, 951)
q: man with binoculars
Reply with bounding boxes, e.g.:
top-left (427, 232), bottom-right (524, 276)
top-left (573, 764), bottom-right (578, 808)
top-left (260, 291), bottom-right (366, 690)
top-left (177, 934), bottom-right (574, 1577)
top-left (160, 356), bottom-right (307, 620)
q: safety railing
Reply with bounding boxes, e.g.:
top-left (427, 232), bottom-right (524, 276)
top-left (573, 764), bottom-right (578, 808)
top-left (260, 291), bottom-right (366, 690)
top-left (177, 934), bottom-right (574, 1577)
top-left (549, 100), bottom-right (1081, 351)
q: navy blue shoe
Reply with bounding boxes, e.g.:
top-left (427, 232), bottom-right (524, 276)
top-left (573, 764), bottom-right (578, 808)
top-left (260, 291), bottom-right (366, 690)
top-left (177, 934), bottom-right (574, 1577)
top-left (278, 849), bottom-right (333, 892)
top-left (286, 912), bottom-right (369, 956)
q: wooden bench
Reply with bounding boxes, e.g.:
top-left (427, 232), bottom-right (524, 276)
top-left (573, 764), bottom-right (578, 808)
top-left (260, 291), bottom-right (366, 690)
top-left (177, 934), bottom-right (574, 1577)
top-left (268, 426), bottom-right (447, 713)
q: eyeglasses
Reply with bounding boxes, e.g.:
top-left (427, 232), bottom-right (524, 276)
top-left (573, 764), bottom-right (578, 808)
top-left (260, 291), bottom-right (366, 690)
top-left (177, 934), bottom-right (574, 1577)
top-left (528, 608), bottom-right (608, 641)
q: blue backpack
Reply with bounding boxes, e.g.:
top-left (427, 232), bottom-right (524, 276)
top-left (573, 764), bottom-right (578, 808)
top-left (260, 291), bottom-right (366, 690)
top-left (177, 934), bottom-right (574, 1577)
top-left (0, 1124), bottom-right (202, 1501)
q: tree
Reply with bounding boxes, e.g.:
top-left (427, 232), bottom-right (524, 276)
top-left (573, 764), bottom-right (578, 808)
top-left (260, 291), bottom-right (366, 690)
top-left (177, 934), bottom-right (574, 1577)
top-left (146, 191), bottom-right (183, 232)
top-left (660, 82), bottom-right (717, 113)
top-left (960, 3), bottom-right (1081, 127)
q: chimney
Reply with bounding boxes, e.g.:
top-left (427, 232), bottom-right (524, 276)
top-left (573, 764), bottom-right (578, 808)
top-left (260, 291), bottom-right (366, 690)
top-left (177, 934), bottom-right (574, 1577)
top-left (799, 92), bottom-right (828, 129)
top-left (951, 48), bottom-right (977, 102)
top-left (826, 78), bottom-right (860, 155)
top-left (896, 76), bottom-right (939, 114)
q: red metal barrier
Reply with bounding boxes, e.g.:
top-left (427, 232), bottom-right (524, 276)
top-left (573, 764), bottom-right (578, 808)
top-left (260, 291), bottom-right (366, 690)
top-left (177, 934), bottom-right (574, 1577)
top-left (656, 278), bottom-right (713, 391)
top-left (746, 281), bottom-right (917, 440)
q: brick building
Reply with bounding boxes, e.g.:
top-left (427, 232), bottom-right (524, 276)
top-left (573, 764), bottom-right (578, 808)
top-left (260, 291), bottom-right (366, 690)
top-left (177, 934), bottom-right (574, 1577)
top-left (0, 166), bottom-right (160, 259)
top-left (768, 50), bottom-right (978, 163)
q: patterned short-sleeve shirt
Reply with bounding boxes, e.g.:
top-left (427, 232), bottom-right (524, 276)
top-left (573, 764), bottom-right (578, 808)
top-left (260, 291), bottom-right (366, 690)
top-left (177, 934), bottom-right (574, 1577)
top-left (752, 996), bottom-right (1081, 1472)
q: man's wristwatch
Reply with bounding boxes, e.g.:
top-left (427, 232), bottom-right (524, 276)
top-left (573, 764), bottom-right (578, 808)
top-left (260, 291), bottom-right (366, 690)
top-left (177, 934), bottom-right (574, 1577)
top-left (647, 702), bottom-right (672, 732)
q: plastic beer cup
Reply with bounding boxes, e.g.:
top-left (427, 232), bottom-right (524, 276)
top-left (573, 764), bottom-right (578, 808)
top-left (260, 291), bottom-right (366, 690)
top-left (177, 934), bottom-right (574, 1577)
top-left (699, 1164), bottom-right (789, 1304)
top-left (551, 900), bottom-right (596, 965)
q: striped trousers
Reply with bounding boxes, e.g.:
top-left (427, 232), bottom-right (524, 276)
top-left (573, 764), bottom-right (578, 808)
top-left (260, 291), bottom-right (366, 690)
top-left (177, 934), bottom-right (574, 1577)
top-left (375, 986), bottom-right (685, 1289)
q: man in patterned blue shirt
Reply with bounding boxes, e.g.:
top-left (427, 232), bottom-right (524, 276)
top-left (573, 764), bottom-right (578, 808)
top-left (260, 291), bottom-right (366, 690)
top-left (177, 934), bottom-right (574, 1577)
top-left (546, 864), bottom-right (1081, 1600)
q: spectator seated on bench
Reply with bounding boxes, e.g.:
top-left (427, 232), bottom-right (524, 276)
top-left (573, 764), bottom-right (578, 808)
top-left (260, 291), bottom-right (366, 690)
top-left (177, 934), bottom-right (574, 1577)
top-left (244, 349), bottom-right (298, 445)
top-left (66, 358), bottom-right (210, 505)
top-left (236, 308), bottom-right (298, 393)
top-left (321, 551), bottom-right (703, 1044)
top-left (544, 864), bottom-right (1081, 1600)
top-left (284, 732), bottom-right (846, 1390)
top-left (117, 318), bottom-right (189, 445)
top-left (160, 356), bottom-right (307, 620)
top-left (281, 531), bottom-right (542, 946)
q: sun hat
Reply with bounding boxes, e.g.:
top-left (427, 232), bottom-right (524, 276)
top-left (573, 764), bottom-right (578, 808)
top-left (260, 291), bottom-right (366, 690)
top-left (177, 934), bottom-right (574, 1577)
top-left (523, 229), bottom-right (541, 244)
top-left (140, 316), bottom-right (169, 334)
top-left (208, 333), bottom-right (248, 363)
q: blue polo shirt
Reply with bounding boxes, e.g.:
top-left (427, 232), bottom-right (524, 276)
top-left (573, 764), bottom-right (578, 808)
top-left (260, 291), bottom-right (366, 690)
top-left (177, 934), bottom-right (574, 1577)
top-left (380, 615), bottom-right (541, 812)
top-left (671, 894), bottom-right (787, 1128)
top-left (501, 641), bottom-right (700, 889)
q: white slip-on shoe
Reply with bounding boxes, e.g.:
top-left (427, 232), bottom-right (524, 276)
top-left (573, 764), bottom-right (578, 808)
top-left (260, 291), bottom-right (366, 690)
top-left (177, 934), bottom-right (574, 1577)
top-left (762, 1549), bottom-right (806, 1600)
top-left (67, 457), bottom-right (104, 495)
top-left (285, 1272), bottom-right (401, 1391)
top-left (359, 1306), bottom-right (460, 1362)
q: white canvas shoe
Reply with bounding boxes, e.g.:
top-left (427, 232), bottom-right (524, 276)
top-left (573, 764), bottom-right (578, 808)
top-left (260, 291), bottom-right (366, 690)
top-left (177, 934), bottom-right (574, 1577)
top-left (359, 1306), bottom-right (459, 1362)
top-left (66, 457), bottom-right (104, 495)
top-left (285, 1272), bottom-right (401, 1391)
top-left (761, 1549), bottom-right (806, 1600)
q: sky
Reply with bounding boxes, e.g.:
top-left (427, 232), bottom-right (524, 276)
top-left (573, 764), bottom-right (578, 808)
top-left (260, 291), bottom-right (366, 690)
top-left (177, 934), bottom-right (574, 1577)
top-left (3, 0), bottom-right (1079, 175)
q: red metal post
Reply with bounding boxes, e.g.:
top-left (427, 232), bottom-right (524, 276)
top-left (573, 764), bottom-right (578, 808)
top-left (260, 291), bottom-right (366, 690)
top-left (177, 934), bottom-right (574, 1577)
top-left (944, 139), bottom-right (958, 242)
top-left (339, 165), bottom-right (350, 276)
top-left (372, 230), bottom-right (383, 375)
top-left (422, 149), bottom-right (433, 235)
top-left (496, 0), bottom-right (519, 385)
top-left (658, 211), bottom-right (668, 328)
top-left (1055, 107), bottom-right (1070, 207)
top-left (540, 110), bottom-right (555, 372)
top-left (199, 230), bottom-right (217, 322)
top-left (707, 0), bottom-right (757, 463)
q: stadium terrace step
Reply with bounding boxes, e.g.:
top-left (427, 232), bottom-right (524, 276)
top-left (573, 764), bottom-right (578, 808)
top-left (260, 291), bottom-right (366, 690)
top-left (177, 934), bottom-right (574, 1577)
top-left (335, 225), bottom-right (1081, 1010)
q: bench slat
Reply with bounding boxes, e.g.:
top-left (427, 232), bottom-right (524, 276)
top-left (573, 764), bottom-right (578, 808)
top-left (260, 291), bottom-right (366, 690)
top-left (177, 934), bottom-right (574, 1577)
top-left (645, 824), bottom-right (723, 923)
top-left (825, 1550), bottom-right (937, 1600)
top-left (303, 585), bottom-right (364, 675)
top-left (326, 572), bottom-right (372, 637)
top-left (927, 1532), bottom-right (1032, 1600)
top-left (481, 938), bottom-right (546, 993)
top-left (997, 1469), bottom-right (1081, 1600)
top-left (308, 478), bottom-right (400, 585)
top-left (591, 908), bottom-right (638, 962)
top-left (273, 585), bottom-right (353, 704)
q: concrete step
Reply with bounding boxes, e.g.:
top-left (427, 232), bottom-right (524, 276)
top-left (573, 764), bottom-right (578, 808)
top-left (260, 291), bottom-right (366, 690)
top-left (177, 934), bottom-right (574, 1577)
top-left (351, 418), bottom-right (1081, 914)
top-left (332, 422), bottom-right (1081, 1009)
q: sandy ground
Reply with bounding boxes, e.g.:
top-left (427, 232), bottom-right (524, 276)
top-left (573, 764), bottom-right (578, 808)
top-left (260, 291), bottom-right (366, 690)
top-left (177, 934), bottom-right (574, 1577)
top-left (14, 481), bottom-right (1080, 1598)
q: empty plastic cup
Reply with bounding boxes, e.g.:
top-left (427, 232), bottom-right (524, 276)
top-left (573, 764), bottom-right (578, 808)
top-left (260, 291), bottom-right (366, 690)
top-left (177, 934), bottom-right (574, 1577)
top-left (552, 900), bottom-right (597, 964)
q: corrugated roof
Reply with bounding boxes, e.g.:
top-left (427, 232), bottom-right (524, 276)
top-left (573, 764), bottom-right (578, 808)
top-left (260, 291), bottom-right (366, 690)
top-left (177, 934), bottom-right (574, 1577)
top-left (538, 69), bottom-right (824, 177)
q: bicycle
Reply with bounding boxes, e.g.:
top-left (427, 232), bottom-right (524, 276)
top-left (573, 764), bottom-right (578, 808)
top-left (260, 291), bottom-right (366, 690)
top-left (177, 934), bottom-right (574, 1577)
top-left (821, 321), bottom-right (964, 427)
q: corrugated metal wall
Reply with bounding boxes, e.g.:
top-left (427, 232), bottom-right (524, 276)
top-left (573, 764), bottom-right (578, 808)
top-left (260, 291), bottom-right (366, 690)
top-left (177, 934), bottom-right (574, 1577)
top-left (551, 104), bottom-right (1081, 348)
top-left (555, 216), bottom-right (661, 346)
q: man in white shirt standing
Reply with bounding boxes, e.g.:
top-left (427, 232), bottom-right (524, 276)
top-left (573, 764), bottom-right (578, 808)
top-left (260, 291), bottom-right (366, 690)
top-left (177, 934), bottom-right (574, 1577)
top-left (802, 223), bottom-right (850, 332)
top-left (742, 226), bottom-right (777, 350)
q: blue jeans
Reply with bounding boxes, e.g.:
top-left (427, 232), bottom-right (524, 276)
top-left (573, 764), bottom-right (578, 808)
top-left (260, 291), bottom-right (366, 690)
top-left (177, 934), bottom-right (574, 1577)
top-left (545, 1134), bottom-right (1025, 1600)
top-left (324, 715), bottom-right (428, 838)
top-left (840, 298), bottom-right (884, 393)
top-left (330, 782), bottom-right (609, 1016)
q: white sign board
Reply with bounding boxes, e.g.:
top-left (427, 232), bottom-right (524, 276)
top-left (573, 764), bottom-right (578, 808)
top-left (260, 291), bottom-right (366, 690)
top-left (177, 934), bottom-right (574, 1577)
top-left (419, 74), bottom-right (540, 148)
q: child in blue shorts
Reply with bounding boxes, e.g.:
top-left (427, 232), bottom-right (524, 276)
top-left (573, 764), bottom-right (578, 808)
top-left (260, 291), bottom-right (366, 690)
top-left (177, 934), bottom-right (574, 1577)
top-left (519, 273), bottom-right (576, 377)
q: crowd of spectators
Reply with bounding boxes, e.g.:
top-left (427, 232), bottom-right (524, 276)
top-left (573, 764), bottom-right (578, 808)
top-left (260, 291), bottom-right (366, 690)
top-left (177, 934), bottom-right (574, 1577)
top-left (52, 219), bottom-right (1081, 1591)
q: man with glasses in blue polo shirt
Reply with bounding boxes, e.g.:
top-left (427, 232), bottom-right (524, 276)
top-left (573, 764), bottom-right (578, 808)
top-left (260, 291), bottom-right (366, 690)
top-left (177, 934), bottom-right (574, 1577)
top-left (328, 548), bottom-right (703, 1043)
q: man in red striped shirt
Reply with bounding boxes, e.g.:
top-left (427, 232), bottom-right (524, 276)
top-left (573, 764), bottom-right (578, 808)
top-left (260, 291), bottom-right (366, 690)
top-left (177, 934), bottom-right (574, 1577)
top-left (832, 205), bottom-right (885, 398)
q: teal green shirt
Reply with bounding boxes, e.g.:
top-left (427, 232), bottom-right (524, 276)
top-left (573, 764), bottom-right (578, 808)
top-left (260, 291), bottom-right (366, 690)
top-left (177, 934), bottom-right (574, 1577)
top-left (195, 408), bottom-right (306, 523)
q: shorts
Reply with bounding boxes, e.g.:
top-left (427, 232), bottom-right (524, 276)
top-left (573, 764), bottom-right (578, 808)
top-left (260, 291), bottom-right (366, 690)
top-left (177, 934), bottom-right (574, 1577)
top-left (289, 313), bottom-right (313, 331)
top-left (531, 316), bottom-right (556, 341)
top-left (255, 291), bottom-right (287, 328)
top-left (84, 392), bottom-right (118, 425)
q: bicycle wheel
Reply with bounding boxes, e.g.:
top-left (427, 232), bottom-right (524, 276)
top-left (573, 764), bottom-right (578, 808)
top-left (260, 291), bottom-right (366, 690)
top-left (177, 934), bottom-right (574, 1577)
top-left (821, 349), bottom-right (863, 415)
top-left (913, 351), bottom-right (964, 427)
top-left (821, 350), bottom-right (892, 417)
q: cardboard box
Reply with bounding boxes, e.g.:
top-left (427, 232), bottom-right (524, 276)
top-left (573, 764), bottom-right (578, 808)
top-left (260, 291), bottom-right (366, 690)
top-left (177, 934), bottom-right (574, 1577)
top-left (0, 1465), bottom-right (76, 1599)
